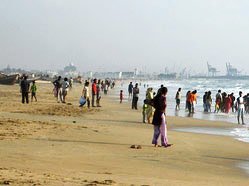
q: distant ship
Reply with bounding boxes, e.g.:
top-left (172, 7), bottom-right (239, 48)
top-left (158, 73), bottom-right (177, 79)
top-left (157, 67), bottom-right (177, 79)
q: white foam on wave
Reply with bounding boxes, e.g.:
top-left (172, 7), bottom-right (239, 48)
top-left (173, 127), bottom-right (234, 136)
top-left (237, 162), bottom-right (249, 175)
top-left (231, 127), bottom-right (249, 143)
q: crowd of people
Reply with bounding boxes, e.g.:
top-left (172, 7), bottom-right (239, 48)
top-left (80, 78), bottom-right (115, 108)
top-left (19, 74), bottom-right (116, 109)
top-left (176, 88), bottom-right (247, 125)
top-left (19, 76), bottom-right (247, 148)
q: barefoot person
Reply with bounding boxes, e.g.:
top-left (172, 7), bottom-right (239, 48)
top-left (175, 88), bottom-right (181, 111)
top-left (152, 87), bottom-right (171, 147)
top-left (82, 81), bottom-right (90, 109)
top-left (146, 88), bottom-right (154, 123)
top-left (236, 91), bottom-right (245, 125)
top-left (30, 80), bottom-right (37, 102)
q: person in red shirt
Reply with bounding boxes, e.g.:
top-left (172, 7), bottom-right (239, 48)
top-left (91, 79), bottom-right (97, 107)
top-left (224, 93), bottom-right (232, 113)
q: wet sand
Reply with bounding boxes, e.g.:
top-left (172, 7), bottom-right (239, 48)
top-left (0, 82), bottom-right (249, 185)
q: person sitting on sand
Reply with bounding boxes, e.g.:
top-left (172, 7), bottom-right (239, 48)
top-left (151, 87), bottom-right (171, 148)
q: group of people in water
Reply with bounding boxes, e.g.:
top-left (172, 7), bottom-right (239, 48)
top-left (176, 88), bottom-right (246, 125)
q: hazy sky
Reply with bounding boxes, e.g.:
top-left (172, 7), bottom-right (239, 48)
top-left (1, 0), bottom-right (249, 74)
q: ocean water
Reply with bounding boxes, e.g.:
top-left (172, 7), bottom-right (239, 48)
top-left (173, 127), bottom-right (249, 143)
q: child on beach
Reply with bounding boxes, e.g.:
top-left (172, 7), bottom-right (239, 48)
top-left (30, 81), bottom-right (37, 102)
top-left (120, 90), bottom-right (123, 103)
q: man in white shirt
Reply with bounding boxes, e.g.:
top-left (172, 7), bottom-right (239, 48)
top-left (236, 91), bottom-right (245, 125)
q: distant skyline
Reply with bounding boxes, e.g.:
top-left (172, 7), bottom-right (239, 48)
top-left (1, 0), bottom-right (249, 75)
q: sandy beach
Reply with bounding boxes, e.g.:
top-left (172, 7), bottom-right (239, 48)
top-left (1, 82), bottom-right (249, 186)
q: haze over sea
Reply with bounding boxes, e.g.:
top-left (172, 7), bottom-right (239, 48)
top-left (112, 78), bottom-right (249, 144)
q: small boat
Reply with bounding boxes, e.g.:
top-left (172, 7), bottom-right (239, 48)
top-left (0, 73), bottom-right (19, 85)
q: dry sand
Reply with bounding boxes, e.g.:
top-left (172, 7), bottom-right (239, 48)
top-left (0, 82), bottom-right (249, 186)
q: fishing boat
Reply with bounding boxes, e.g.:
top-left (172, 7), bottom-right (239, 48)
top-left (0, 73), bottom-right (19, 85)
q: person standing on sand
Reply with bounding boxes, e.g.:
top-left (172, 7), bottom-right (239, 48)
top-left (152, 87), bottom-right (171, 148)
top-left (142, 100), bottom-right (148, 123)
top-left (146, 87), bottom-right (154, 124)
top-left (120, 90), bottom-right (123, 103)
top-left (128, 82), bottom-right (133, 101)
top-left (132, 83), bottom-right (139, 110)
top-left (20, 75), bottom-right (30, 104)
top-left (104, 80), bottom-right (108, 95)
top-left (91, 79), bottom-right (97, 107)
top-left (96, 79), bottom-right (101, 107)
top-left (236, 91), bottom-right (245, 125)
top-left (53, 76), bottom-right (63, 103)
top-left (30, 80), bottom-right (37, 102)
top-left (82, 81), bottom-right (90, 109)
top-left (62, 77), bottom-right (70, 103)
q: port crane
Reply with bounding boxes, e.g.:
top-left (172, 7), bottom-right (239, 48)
top-left (207, 62), bottom-right (218, 77)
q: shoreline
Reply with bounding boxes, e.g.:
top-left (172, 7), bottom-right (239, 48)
top-left (0, 83), bottom-right (249, 185)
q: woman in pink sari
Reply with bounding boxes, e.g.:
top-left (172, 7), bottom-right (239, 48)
top-left (152, 87), bottom-right (171, 147)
